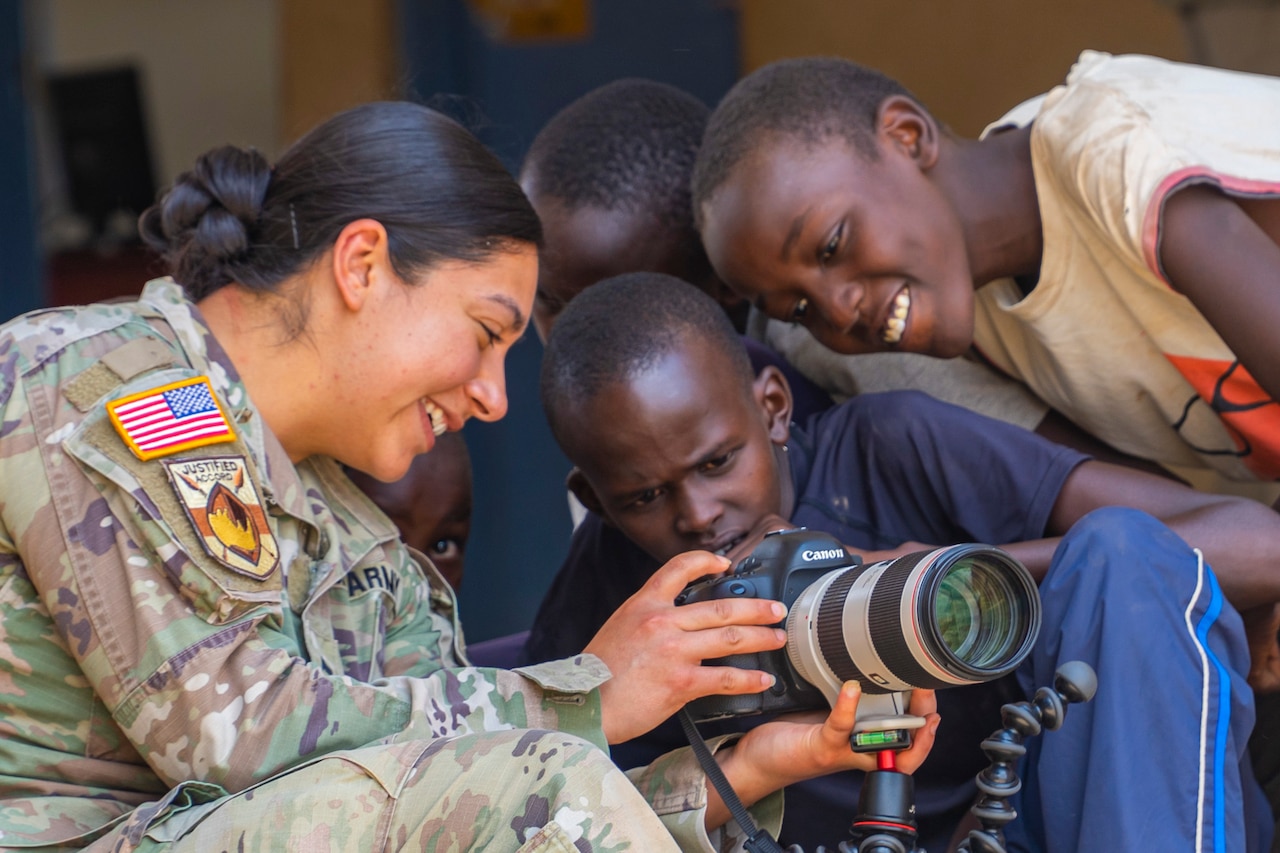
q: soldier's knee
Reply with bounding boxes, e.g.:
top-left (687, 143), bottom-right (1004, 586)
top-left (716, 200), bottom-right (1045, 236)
top-left (506, 729), bottom-right (618, 782)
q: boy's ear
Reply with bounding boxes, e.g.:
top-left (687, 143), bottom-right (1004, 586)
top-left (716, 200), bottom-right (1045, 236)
top-left (331, 218), bottom-right (392, 313)
top-left (566, 467), bottom-right (607, 520)
top-left (877, 95), bottom-right (939, 171)
top-left (753, 365), bottom-right (793, 445)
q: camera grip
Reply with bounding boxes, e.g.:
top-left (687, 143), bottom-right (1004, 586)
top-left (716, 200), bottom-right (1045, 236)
top-left (686, 652), bottom-right (768, 720)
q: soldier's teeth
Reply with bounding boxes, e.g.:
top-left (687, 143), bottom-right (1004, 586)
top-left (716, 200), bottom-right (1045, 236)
top-left (882, 287), bottom-right (911, 344)
top-left (423, 400), bottom-right (447, 436)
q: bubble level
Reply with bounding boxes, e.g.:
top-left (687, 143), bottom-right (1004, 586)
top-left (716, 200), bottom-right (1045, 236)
top-left (852, 728), bottom-right (913, 752)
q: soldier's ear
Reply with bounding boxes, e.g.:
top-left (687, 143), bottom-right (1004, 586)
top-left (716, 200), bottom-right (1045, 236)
top-left (566, 467), bottom-right (607, 520)
top-left (331, 218), bottom-right (391, 313)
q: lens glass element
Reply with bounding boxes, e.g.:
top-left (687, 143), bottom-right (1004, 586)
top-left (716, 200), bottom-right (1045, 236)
top-left (934, 556), bottom-right (1021, 669)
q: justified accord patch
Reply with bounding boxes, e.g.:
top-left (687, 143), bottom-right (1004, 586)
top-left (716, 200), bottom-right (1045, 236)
top-left (164, 456), bottom-right (280, 579)
top-left (107, 376), bottom-right (234, 460)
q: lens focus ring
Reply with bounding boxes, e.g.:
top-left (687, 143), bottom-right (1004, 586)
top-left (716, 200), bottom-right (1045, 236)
top-left (816, 566), bottom-right (896, 693)
top-left (868, 552), bottom-right (957, 690)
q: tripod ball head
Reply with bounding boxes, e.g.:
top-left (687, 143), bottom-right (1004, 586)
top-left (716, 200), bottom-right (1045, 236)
top-left (1054, 660), bottom-right (1098, 704)
top-left (958, 661), bottom-right (1098, 853)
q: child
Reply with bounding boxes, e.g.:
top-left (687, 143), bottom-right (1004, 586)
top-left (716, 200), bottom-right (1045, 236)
top-left (535, 272), bottom-right (1278, 852)
top-left (521, 76), bottom-right (1057, 438)
top-left (520, 77), bottom-right (749, 340)
top-left (692, 51), bottom-right (1280, 490)
top-left (345, 431), bottom-right (472, 591)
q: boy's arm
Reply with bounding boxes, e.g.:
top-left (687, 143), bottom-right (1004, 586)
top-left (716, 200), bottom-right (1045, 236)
top-left (1160, 184), bottom-right (1280, 406)
top-left (998, 458), bottom-right (1280, 610)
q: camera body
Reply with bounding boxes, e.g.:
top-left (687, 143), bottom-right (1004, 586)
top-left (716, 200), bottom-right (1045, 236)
top-left (678, 527), bottom-right (1041, 733)
top-left (676, 528), bottom-right (852, 719)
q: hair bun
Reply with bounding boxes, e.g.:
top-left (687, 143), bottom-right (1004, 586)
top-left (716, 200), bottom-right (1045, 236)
top-left (139, 145), bottom-right (272, 299)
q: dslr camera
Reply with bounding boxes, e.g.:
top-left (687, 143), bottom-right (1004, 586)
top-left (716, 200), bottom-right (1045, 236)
top-left (677, 528), bottom-right (1041, 750)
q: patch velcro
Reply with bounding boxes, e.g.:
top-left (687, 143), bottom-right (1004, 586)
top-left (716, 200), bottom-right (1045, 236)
top-left (64, 337), bottom-right (180, 413)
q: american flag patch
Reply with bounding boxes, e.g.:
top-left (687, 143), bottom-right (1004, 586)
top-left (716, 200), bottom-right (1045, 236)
top-left (107, 376), bottom-right (235, 460)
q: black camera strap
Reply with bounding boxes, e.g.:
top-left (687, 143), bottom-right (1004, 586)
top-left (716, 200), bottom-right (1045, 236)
top-left (678, 708), bottom-right (786, 853)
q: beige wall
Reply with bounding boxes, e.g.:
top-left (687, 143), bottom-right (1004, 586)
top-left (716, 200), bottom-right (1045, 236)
top-left (739, 0), bottom-right (1187, 135)
top-left (32, 0), bottom-right (400, 183)
top-left (1182, 4), bottom-right (1280, 76)
top-left (279, 0), bottom-right (398, 148)
top-left (33, 0), bottom-right (280, 184)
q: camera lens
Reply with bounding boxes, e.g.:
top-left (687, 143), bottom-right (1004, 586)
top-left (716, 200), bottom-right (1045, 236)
top-left (929, 553), bottom-right (1031, 673)
top-left (786, 545), bottom-right (1040, 697)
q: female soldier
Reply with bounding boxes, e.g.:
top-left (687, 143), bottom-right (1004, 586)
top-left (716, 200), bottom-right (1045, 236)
top-left (0, 102), bottom-right (936, 851)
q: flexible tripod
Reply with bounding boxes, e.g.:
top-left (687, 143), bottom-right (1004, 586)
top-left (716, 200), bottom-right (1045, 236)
top-left (785, 662), bottom-right (1098, 853)
top-left (691, 661), bottom-right (1099, 853)
top-left (955, 661), bottom-right (1097, 853)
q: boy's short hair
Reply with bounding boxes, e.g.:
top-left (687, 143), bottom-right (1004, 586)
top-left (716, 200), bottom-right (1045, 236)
top-left (540, 272), bottom-right (754, 446)
top-left (692, 57), bottom-right (916, 222)
top-left (523, 78), bottom-right (709, 228)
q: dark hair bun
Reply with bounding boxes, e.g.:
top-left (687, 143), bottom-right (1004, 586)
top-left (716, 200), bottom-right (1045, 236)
top-left (139, 145), bottom-right (272, 300)
top-left (139, 102), bottom-right (540, 306)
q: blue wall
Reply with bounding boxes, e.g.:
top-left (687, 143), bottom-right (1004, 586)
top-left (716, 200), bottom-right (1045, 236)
top-left (398, 0), bottom-right (740, 641)
top-left (0, 4), bottom-right (42, 322)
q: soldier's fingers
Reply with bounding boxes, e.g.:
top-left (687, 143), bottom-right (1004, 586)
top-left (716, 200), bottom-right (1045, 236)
top-left (677, 623), bottom-right (787, 663)
top-left (683, 662), bottom-right (779, 698)
top-left (645, 550), bottom-right (732, 600)
top-left (675, 596), bottom-right (787, 632)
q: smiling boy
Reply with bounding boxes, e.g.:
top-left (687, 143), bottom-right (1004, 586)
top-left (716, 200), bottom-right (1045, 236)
top-left (691, 53), bottom-right (1280, 489)
top-left (534, 272), bottom-right (1277, 851)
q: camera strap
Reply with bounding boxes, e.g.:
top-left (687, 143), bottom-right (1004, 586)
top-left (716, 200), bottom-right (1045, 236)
top-left (678, 708), bottom-right (787, 853)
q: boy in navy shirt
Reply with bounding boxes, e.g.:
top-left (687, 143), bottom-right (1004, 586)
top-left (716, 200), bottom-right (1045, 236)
top-left (533, 272), bottom-right (1279, 852)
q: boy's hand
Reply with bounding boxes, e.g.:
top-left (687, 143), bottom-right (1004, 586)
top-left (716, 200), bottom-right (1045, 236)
top-left (1243, 602), bottom-right (1280, 693)
top-left (723, 513), bottom-right (796, 565)
top-left (585, 549), bottom-right (788, 744)
top-left (725, 518), bottom-right (935, 571)
top-left (706, 685), bottom-right (940, 828)
top-left (855, 541), bottom-right (936, 565)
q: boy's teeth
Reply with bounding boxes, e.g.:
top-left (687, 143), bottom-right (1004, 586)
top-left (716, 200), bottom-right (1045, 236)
top-left (423, 400), bottom-right (447, 436)
top-left (882, 286), bottom-right (911, 344)
top-left (713, 535), bottom-right (744, 557)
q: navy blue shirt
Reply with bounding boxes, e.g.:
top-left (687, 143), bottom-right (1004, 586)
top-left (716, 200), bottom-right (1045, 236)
top-left (523, 390), bottom-right (1087, 850)
top-left (525, 390), bottom-right (1084, 664)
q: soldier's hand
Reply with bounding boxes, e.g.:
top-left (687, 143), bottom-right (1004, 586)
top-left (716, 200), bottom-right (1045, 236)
top-left (584, 549), bottom-right (787, 744)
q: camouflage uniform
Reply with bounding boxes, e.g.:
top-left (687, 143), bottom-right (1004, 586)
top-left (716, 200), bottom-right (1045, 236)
top-left (0, 280), bottom-right (781, 852)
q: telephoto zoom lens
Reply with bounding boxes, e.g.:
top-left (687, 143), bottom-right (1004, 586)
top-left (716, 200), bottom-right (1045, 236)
top-left (785, 545), bottom-right (1041, 700)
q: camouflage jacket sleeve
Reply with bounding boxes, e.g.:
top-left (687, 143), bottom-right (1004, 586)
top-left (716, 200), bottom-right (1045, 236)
top-left (627, 736), bottom-right (785, 853)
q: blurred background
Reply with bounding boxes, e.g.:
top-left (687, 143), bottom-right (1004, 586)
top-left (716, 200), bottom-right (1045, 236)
top-left (3, 0), bottom-right (1278, 641)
